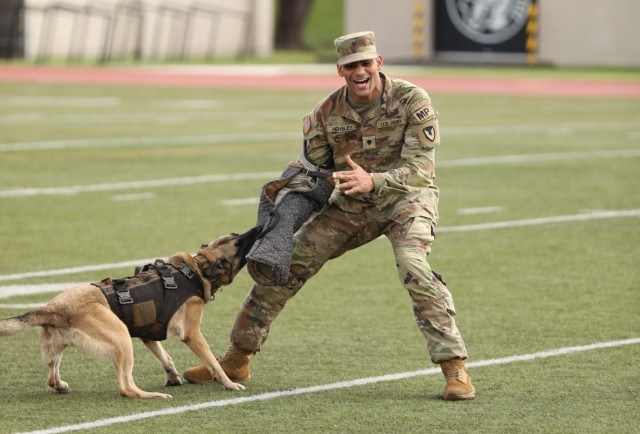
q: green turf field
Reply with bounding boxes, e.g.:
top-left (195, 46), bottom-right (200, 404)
top-left (0, 67), bottom-right (638, 433)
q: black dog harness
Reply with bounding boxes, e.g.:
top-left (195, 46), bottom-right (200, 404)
top-left (93, 260), bottom-right (210, 341)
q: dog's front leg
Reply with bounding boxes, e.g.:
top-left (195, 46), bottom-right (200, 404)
top-left (142, 340), bottom-right (182, 386)
top-left (180, 301), bottom-right (245, 391)
top-left (183, 330), bottom-right (245, 391)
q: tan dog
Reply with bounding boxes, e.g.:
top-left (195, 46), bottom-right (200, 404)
top-left (0, 227), bottom-right (259, 399)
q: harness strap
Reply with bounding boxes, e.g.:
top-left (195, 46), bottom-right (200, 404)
top-left (299, 168), bottom-right (332, 178)
top-left (113, 278), bottom-right (134, 328)
top-left (155, 260), bottom-right (181, 325)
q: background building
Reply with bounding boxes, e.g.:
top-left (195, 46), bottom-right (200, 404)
top-left (1, 0), bottom-right (639, 67)
top-left (347, 0), bottom-right (640, 67)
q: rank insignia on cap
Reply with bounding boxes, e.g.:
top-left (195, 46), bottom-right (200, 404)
top-left (302, 115), bottom-right (311, 135)
top-left (423, 126), bottom-right (435, 141)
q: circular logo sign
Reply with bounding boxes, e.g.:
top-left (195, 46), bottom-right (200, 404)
top-left (445, 0), bottom-right (531, 45)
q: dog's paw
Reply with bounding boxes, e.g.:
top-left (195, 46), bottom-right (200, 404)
top-left (53, 381), bottom-right (70, 394)
top-left (147, 392), bottom-right (173, 399)
top-left (165, 377), bottom-right (183, 387)
top-left (223, 382), bottom-right (246, 391)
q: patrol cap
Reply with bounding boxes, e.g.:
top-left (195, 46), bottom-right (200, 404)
top-left (334, 31), bottom-right (378, 66)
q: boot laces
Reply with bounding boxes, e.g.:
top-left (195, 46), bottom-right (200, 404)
top-left (443, 360), bottom-right (466, 382)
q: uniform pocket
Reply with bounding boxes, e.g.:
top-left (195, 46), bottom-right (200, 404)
top-left (406, 216), bottom-right (436, 244)
top-left (433, 270), bottom-right (456, 316)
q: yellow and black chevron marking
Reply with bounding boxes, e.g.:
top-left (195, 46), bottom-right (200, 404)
top-left (526, 1), bottom-right (539, 65)
top-left (412, 1), bottom-right (425, 61)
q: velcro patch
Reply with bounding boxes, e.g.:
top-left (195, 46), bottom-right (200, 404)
top-left (412, 106), bottom-right (432, 123)
top-left (328, 124), bottom-right (356, 133)
top-left (133, 300), bottom-right (156, 328)
top-left (302, 115), bottom-right (311, 135)
top-left (377, 118), bottom-right (405, 128)
top-left (423, 126), bottom-right (436, 141)
top-left (363, 136), bottom-right (376, 149)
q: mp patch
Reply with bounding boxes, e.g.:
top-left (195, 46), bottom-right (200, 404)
top-left (412, 106), bottom-right (432, 123)
top-left (423, 125), bottom-right (435, 141)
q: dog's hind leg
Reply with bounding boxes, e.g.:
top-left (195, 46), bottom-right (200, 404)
top-left (75, 309), bottom-right (172, 399)
top-left (142, 340), bottom-right (182, 386)
top-left (41, 326), bottom-right (69, 393)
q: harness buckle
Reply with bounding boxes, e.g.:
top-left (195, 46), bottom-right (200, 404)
top-left (180, 265), bottom-right (195, 279)
top-left (162, 275), bottom-right (177, 290)
top-left (116, 289), bottom-right (133, 305)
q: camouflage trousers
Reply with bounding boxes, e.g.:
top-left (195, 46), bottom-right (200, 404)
top-left (231, 203), bottom-right (468, 364)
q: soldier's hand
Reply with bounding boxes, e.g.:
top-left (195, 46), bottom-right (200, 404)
top-left (332, 155), bottom-right (374, 195)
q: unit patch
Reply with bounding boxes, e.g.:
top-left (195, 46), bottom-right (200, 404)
top-left (302, 115), bottom-right (311, 135)
top-left (423, 126), bottom-right (436, 141)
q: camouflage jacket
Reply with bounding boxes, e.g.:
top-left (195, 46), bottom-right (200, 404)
top-left (302, 73), bottom-right (441, 225)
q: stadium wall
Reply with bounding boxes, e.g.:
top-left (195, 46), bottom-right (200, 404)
top-left (345, 0), bottom-right (640, 67)
top-left (20, 0), bottom-right (273, 61)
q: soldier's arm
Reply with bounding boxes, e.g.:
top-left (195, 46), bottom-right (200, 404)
top-left (370, 96), bottom-right (439, 195)
top-left (276, 111), bottom-right (334, 197)
top-left (301, 111), bottom-right (333, 170)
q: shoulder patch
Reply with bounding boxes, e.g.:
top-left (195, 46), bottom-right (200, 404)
top-left (302, 114), bottom-right (311, 135)
top-left (423, 125), bottom-right (436, 141)
top-left (412, 106), bottom-right (432, 123)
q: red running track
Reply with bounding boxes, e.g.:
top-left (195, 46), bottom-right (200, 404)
top-left (0, 65), bottom-right (639, 98)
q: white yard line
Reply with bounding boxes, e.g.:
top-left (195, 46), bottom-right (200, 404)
top-left (457, 206), bottom-right (505, 215)
top-left (0, 302), bottom-right (45, 309)
top-left (1, 121), bottom-right (638, 152)
top-left (1, 149), bottom-right (639, 198)
top-left (0, 172), bottom-right (281, 198)
top-left (0, 120), bottom-right (640, 152)
top-left (0, 132), bottom-right (299, 152)
top-left (0, 208), bottom-right (638, 285)
top-left (17, 337), bottom-right (640, 434)
top-left (0, 282), bottom-right (86, 299)
top-left (436, 209), bottom-right (640, 233)
top-left (0, 96), bottom-right (121, 107)
top-left (221, 197), bottom-right (261, 206)
top-left (436, 149), bottom-right (640, 168)
top-left (0, 109), bottom-right (301, 126)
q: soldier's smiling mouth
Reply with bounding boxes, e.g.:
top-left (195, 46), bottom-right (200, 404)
top-left (354, 78), bottom-right (370, 89)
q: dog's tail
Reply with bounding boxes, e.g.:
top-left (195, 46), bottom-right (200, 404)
top-left (0, 310), bottom-right (65, 337)
top-left (0, 313), bottom-right (34, 337)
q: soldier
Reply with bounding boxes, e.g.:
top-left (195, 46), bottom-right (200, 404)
top-left (185, 31), bottom-right (475, 400)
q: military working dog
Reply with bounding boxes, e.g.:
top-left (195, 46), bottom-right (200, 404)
top-left (0, 227), bottom-right (259, 399)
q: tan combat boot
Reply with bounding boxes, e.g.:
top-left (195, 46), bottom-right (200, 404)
top-left (440, 357), bottom-right (476, 400)
top-left (218, 344), bottom-right (252, 381)
top-left (183, 344), bottom-right (252, 385)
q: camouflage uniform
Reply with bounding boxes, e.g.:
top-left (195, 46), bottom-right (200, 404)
top-left (229, 73), bottom-right (469, 364)
top-left (230, 34), bottom-right (468, 365)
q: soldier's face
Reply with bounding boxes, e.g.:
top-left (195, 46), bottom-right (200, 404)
top-left (337, 56), bottom-right (383, 101)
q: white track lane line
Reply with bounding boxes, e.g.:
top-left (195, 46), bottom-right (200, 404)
top-left (0, 209), bottom-right (638, 285)
top-left (17, 337), bottom-right (640, 434)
